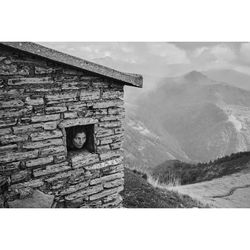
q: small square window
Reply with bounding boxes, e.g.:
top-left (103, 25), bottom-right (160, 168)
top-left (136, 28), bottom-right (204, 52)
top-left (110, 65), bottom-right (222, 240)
top-left (66, 124), bottom-right (95, 153)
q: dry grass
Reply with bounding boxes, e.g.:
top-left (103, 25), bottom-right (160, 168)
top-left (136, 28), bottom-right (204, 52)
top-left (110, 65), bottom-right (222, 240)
top-left (169, 171), bottom-right (250, 208)
top-left (121, 168), bottom-right (207, 208)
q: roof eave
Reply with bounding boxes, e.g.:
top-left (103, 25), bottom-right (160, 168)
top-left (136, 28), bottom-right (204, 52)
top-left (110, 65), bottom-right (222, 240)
top-left (0, 42), bottom-right (143, 88)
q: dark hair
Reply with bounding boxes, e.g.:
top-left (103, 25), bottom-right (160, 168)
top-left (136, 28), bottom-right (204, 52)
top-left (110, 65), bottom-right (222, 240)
top-left (67, 126), bottom-right (87, 150)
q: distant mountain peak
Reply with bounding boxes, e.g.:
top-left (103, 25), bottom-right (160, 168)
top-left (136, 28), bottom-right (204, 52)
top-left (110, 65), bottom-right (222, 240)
top-left (184, 71), bottom-right (208, 81)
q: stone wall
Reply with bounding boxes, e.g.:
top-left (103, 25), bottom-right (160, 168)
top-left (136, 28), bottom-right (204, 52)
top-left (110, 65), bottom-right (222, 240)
top-left (0, 45), bottom-right (125, 208)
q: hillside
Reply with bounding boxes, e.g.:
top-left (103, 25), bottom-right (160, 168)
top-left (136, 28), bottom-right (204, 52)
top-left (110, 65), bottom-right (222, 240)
top-left (121, 168), bottom-right (206, 208)
top-left (204, 69), bottom-right (250, 91)
top-left (130, 71), bottom-right (250, 162)
top-left (151, 151), bottom-right (250, 186)
top-left (123, 105), bottom-right (190, 171)
top-left (169, 171), bottom-right (250, 208)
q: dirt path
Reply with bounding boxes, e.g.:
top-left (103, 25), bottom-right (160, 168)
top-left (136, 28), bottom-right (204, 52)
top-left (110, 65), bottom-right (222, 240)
top-left (168, 172), bottom-right (250, 208)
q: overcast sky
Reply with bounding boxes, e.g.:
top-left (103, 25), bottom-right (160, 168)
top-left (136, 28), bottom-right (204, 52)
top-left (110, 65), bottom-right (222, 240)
top-left (40, 42), bottom-right (250, 78)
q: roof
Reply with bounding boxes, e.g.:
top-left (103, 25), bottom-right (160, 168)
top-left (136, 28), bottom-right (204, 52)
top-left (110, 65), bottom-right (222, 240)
top-left (0, 42), bottom-right (143, 88)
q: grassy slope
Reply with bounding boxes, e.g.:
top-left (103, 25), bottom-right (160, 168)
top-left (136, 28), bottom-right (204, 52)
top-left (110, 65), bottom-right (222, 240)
top-left (151, 152), bottom-right (250, 186)
top-left (121, 168), bottom-right (206, 208)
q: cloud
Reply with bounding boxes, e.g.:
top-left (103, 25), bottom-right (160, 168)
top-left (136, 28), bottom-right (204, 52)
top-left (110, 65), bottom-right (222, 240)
top-left (210, 45), bottom-right (236, 61)
top-left (190, 44), bottom-right (238, 71)
top-left (240, 43), bottom-right (250, 62)
top-left (39, 42), bottom-right (250, 77)
top-left (146, 43), bottom-right (190, 64)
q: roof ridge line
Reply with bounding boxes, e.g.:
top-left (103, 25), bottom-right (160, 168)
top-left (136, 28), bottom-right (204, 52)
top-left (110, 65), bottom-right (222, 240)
top-left (0, 42), bottom-right (143, 88)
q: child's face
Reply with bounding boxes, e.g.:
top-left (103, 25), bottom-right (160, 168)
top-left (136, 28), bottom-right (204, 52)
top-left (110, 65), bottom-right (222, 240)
top-left (73, 132), bottom-right (86, 149)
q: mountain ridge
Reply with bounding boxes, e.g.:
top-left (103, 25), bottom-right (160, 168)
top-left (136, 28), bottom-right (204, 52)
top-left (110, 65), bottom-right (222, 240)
top-left (124, 70), bottom-right (250, 164)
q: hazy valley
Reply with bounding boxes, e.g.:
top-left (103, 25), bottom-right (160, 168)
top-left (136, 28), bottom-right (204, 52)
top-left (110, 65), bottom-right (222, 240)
top-left (123, 70), bottom-right (250, 207)
top-left (124, 70), bottom-right (250, 166)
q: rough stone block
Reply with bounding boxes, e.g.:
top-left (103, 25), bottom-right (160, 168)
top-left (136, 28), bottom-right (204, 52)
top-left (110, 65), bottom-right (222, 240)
top-left (67, 103), bottom-right (87, 112)
top-left (0, 161), bottom-right (20, 172)
top-left (80, 200), bottom-right (102, 208)
top-left (99, 150), bottom-right (122, 161)
top-left (110, 141), bottom-right (123, 150)
top-left (11, 170), bottom-right (30, 183)
top-left (59, 118), bottom-right (98, 128)
top-left (61, 82), bottom-right (80, 90)
top-left (35, 66), bottom-right (58, 74)
top-left (59, 181), bottom-right (89, 196)
top-left (64, 197), bottom-right (85, 208)
top-left (0, 128), bottom-right (12, 136)
top-left (31, 114), bottom-right (60, 123)
top-left (64, 112), bottom-right (78, 119)
top-left (114, 127), bottom-right (124, 134)
top-left (0, 195), bottom-right (4, 208)
top-left (45, 106), bottom-right (67, 114)
top-left (46, 92), bottom-right (78, 102)
top-left (103, 178), bottom-right (124, 189)
top-left (54, 154), bottom-right (67, 163)
top-left (93, 99), bottom-right (124, 109)
top-left (0, 108), bottom-right (31, 119)
top-left (0, 89), bottom-right (24, 99)
top-left (8, 190), bottom-right (54, 208)
top-left (96, 145), bottom-right (110, 153)
top-left (0, 134), bottom-right (28, 145)
top-left (11, 179), bottom-right (44, 189)
top-left (23, 138), bottom-right (63, 149)
top-left (33, 162), bottom-right (71, 177)
top-left (102, 164), bottom-right (124, 175)
top-left (0, 144), bottom-right (18, 152)
top-left (30, 130), bottom-right (63, 141)
top-left (45, 171), bottom-right (72, 184)
top-left (102, 90), bottom-right (123, 99)
top-left (108, 107), bottom-right (125, 115)
top-left (0, 150), bottom-right (38, 164)
top-left (43, 121), bottom-right (58, 130)
top-left (98, 138), bottom-right (113, 145)
top-left (25, 97), bottom-right (44, 106)
top-left (13, 121), bottom-right (58, 134)
top-left (0, 175), bottom-right (7, 187)
top-left (90, 172), bottom-right (124, 185)
top-left (102, 193), bottom-right (118, 203)
top-left (0, 119), bottom-right (17, 128)
top-left (95, 128), bottom-right (114, 138)
top-left (80, 90), bottom-right (100, 101)
top-left (8, 77), bottom-right (53, 85)
top-left (89, 186), bottom-right (121, 201)
top-left (0, 63), bottom-right (18, 75)
top-left (40, 145), bottom-right (66, 157)
top-left (65, 184), bottom-right (103, 201)
top-left (0, 99), bottom-right (24, 108)
top-left (99, 115), bottom-right (122, 122)
top-left (71, 152), bottom-right (99, 169)
top-left (102, 195), bottom-right (123, 208)
top-left (85, 156), bottom-right (123, 170)
top-left (26, 156), bottom-right (54, 168)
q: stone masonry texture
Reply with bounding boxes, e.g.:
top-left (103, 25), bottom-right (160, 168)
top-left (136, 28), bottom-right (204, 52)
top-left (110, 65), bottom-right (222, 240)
top-left (0, 44), bottom-right (125, 208)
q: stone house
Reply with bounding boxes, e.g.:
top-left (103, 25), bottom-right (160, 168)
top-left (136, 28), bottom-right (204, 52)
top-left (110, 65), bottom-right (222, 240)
top-left (0, 42), bottom-right (143, 208)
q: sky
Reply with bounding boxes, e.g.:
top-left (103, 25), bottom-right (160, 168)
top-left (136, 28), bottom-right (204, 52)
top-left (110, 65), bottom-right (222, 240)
top-left (40, 42), bottom-right (250, 78)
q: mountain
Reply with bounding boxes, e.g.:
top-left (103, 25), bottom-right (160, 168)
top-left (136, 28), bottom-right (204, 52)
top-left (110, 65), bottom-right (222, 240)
top-left (128, 71), bottom-right (250, 163)
top-left (156, 151), bottom-right (250, 208)
top-left (123, 103), bottom-right (190, 171)
top-left (151, 151), bottom-right (250, 186)
top-left (203, 69), bottom-right (250, 91)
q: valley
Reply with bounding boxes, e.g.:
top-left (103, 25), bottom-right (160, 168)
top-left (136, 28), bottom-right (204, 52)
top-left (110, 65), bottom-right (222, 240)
top-left (168, 171), bottom-right (250, 208)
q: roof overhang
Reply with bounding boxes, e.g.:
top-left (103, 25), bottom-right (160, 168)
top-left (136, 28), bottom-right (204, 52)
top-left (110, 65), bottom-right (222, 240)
top-left (0, 42), bottom-right (143, 88)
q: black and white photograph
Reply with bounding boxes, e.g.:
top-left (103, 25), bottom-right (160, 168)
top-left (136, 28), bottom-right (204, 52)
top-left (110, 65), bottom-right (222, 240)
top-left (1, 41), bottom-right (250, 209)
top-left (1, 1), bottom-right (250, 250)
